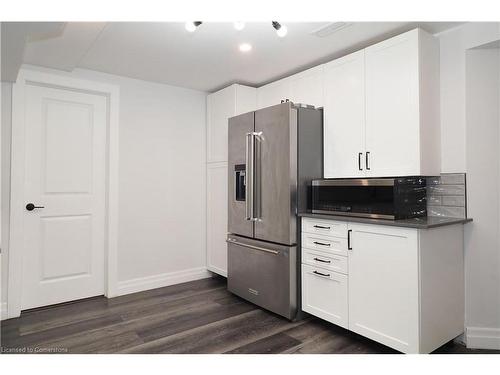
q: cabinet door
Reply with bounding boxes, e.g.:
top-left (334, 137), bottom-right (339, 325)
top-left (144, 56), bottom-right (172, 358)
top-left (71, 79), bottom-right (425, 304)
top-left (348, 223), bottom-right (419, 353)
top-left (365, 30), bottom-right (420, 177)
top-left (207, 86), bottom-right (236, 162)
top-left (207, 163), bottom-right (228, 276)
top-left (235, 85), bottom-right (257, 116)
top-left (302, 264), bottom-right (348, 328)
top-left (256, 78), bottom-right (291, 109)
top-left (289, 65), bottom-right (324, 108)
top-left (323, 50), bottom-right (366, 178)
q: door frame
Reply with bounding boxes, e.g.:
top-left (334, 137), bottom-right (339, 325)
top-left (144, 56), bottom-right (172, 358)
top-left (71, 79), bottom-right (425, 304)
top-left (7, 69), bottom-right (120, 319)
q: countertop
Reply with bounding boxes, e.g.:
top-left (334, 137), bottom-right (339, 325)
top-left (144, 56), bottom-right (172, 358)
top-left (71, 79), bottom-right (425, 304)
top-left (298, 212), bottom-right (473, 229)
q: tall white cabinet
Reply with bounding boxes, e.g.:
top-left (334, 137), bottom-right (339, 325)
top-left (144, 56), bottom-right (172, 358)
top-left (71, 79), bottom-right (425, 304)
top-left (323, 28), bottom-right (440, 178)
top-left (206, 84), bottom-right (256, 276)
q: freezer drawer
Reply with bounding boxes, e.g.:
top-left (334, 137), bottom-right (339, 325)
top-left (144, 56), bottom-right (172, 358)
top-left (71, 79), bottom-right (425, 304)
top-left (227, 235), bottom-right (297, 320)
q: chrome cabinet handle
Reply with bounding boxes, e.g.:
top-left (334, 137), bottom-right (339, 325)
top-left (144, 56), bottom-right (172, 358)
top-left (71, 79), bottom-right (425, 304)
top-left (313, 241), bottom-right (330, 247)
top-left (348, 229), bottom-right (352, 250)
top-left (358, 152), bottom-right (363, 171)
top-left (313, 257), bottom-right (331, 264)
top-left (366, 151), bottom-right (371, 170)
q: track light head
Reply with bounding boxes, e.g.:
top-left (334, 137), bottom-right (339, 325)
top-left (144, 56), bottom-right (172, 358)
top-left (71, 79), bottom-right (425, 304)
top-left (272, 21), bottom-right (287, 37)
top-left (185, 21), bottom-right (202, 32)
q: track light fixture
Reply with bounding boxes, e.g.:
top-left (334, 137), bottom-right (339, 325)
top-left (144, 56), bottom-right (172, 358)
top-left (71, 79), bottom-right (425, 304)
top-left (272, 21), bottom-right (288, 37)
top-left (185, 21), bottom-right (202, 32)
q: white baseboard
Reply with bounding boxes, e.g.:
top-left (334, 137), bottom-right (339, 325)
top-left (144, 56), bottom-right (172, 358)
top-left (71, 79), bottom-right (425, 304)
top-left (116, 267), bottom-right (212, 297)
top-left (466, 327), bottom-right (500, 350)
top-left (1, 302), bottom-right (7, 321)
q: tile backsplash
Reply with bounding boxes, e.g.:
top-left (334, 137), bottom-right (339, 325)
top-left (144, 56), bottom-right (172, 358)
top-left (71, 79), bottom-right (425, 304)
top-left (426, 173), bottom-right (467, 218)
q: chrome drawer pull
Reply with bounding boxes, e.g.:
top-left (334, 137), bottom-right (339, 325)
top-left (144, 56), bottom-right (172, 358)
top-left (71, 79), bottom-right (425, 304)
top-left (313, 225), bottom-right (330, 230)
top-left (313, 270), bottom-right (330, 277)
top-left (313, 257), bottom-right (331, 264)
top-left (313, 241), bottom-right (330, 247)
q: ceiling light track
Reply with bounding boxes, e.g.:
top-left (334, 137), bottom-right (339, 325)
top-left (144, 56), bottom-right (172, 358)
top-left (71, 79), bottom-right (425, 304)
top-left (183, 21), bottom-right (288, 37)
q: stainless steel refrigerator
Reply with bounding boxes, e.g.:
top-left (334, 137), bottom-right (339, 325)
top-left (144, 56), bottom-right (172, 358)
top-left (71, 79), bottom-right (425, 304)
top-left (227, 102), bottom-right (323, 320)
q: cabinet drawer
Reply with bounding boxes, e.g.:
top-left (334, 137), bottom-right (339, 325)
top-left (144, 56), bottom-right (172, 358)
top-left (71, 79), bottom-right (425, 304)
top-left (302, 218), bottom-right (347, 238)
top-left (301, 233), bottom-right (348, 256)
top-left (302, 248), bottom-right (348, 274)
top-left (301, 264), bottom-right (348, 328)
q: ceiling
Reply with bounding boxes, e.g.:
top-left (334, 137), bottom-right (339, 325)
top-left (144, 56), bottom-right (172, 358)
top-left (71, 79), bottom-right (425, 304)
top-left (11, 22), bottom-right (463, 92)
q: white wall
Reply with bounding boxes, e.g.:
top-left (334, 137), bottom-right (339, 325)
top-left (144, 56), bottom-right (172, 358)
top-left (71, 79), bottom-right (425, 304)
top-left (438, 22), bottom-right (500, 349)
top-left (9, 65), bottom-right (209, 299)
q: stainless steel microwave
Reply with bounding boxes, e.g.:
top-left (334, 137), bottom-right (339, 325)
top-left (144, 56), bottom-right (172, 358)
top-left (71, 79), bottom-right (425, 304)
top-left (311, 177), bottom-right (427, 220)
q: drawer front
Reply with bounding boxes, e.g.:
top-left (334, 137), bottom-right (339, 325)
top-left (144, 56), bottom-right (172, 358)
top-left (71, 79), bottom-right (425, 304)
top-left (301, 264), bottom-right (348, 328)
top-left (302, 248), bottom-right (348, 274)
top-left (302, 218), bottom-right (347, 238)
top-left (301, 233), bottom-right (348, 256)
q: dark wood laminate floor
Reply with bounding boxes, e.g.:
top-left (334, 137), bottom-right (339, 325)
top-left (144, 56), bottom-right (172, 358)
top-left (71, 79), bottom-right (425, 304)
top-left (1, 275), bottom-right (499, 354)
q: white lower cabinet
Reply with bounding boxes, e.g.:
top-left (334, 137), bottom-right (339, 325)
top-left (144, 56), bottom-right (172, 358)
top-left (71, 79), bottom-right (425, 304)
top-left (347, 223), bottom-right (419, 353)
top-left (206, 163), bottom-right (228, 276)
top-left (302, 264), bottom-right (348, 328)
top-left (301, 217), bottom-right (465, 354)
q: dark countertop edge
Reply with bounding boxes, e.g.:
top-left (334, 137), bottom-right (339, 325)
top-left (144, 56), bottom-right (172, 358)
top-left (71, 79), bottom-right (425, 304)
top-left (298, 212), bottom-right (473, 229)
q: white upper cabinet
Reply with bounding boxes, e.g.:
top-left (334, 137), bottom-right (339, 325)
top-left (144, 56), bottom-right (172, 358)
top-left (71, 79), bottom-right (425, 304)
top-left (256, 77), bottom-right (291, 109)
top-left (324, 51), bottom-right (366, 178)
top-left (289, 65), bottom-right (324, 108)
top-left (207, 84), bottom-right (256, 163)
top-left (365, 29), bottom-right (440, 177)
top-left (323, 28), bottom-right (440, 178)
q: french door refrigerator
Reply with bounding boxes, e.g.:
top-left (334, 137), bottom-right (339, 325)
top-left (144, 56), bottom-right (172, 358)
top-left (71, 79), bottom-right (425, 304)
top-left (227, 102), bottom-right (323, 320)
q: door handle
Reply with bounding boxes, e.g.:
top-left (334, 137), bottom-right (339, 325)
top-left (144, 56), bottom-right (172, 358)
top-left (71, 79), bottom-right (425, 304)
top-left (26, 203), bottom-right (44, 211)
top-left (366, 151), bottom-right (370, 170)
top-left (226, 238), bottom-right (279, 255)
top-left (245, 132), bottom-right (254, 221)
top-left (358, 152), bottom-right (363, 171)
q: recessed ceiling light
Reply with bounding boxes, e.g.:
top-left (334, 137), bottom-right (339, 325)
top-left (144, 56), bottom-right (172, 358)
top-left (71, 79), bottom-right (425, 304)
top-left (234, 22), bottom-right (245, 31)
top-left (239, 43), bottom-right (252, 52)
top-left (185, 21), bottom-right (202, 32)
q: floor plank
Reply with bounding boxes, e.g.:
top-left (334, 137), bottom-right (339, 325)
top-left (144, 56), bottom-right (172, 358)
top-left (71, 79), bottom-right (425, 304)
top-left (1, 275), bottom-right (498, 355)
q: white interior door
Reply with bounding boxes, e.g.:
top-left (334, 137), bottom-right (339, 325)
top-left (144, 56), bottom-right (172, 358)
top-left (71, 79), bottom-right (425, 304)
top-left (21, 85), bottom-right (107, 310)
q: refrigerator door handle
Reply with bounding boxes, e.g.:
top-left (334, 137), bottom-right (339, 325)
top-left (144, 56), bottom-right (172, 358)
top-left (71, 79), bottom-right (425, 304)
top-left (226, 238), bottom-right (280, 255)
top-left (245, 132), bottom-right (254, 221)
top-left (253, 131), bottom-right (263, 221)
